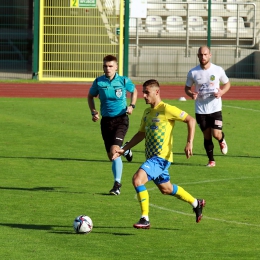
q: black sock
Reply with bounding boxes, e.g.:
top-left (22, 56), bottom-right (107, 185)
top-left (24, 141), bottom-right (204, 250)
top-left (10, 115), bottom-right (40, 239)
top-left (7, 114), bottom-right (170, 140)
top-left (219, 132), bottom-right (225, 143)
top-left (204, 139), bottom-right (214, 161)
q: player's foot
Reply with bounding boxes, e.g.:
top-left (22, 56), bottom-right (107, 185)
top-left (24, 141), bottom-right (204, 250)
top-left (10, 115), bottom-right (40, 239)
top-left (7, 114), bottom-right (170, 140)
top-left (206, 161), bottom-right (216, 167)
top-left (193, 199), bottom-right (206, 223)
top-left (133, 217), bottom-right (150, 229)
top-left (109, 181), bottom-right (122, 195)
top-left (122, 142), bottom-right (133, 162)
top-left (219, 139), bottom-right (228, 154)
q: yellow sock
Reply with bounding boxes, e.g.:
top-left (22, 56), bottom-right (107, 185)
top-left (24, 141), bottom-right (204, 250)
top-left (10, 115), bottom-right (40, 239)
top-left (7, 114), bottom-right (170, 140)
top-left (136, 185), bottom-right (149, 217)
top-left (174, 185), bottom-right (195, 204)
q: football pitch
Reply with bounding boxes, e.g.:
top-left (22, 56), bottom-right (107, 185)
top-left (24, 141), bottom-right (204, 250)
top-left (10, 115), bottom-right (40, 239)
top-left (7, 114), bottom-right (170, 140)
top-left (0, 97), bottom-right (260, 259)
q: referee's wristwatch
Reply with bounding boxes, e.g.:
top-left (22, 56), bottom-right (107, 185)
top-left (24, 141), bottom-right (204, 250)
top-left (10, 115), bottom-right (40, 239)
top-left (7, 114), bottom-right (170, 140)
top-left (130, 104), bottom-right (135, 109)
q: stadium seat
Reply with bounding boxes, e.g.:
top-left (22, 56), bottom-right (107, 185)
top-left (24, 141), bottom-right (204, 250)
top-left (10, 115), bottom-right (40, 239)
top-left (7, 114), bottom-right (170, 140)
top-left (186, 0), bottom-right (205, 10)
top-left (145, 15), bottom-right (164, 33)
top-left (165, 16), bottom-right (186, 33)
top-left (210, 16), bottom-right (225, 37)
top-left (226, 0), bottom-right (244, 12)
top-left (147, 1), bottom-right (164, 10)
top-left (227, 16), bottom-right (248, 36)
top-left (188, 16), bottom-right (206, 35)
top-left (129, 18), bottom-right (145, 34)
top-left (206, 0), bottom-right (224, 10)
top-left (165, 0), bottom-right (186, 12)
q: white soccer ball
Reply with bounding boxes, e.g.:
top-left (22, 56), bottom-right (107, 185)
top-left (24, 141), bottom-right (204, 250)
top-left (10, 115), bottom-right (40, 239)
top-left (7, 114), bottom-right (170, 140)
top-left (73, 215), bottom-right (93, 234)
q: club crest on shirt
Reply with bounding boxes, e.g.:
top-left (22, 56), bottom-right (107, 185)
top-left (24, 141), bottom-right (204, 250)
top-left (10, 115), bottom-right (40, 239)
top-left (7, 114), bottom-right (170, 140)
top-left (115, 89), bottom-right (122, 98)
top-left (210, 75), bottom-right (215, 81)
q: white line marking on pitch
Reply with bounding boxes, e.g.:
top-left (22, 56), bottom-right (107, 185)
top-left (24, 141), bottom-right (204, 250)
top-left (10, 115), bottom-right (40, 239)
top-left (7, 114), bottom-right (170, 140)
top-left (134, 177), bottom-right (260, 227)
top-left (223, 105), bottom-right (260, 112)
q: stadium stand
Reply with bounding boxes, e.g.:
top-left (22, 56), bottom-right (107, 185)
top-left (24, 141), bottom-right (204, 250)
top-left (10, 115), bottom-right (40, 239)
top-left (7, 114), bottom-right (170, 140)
top-left (227, 16), bottom-right (249, 37)
top-left (165, 0), bottom-right (186, 16)
top-left (128, 0), bottom-right (256, 47)
top-left (145, 15), bottom-right (164, 33)
top-left (188, 16), bottom-right (207, 36)
top-left (206, 0), bottom-right (225, 11)
top-left (129, 17), bottom-right (145, 35)
top-left (210, 16), bottom-right (226, 37)
top-left (165, 16), bottom-right (186, 33)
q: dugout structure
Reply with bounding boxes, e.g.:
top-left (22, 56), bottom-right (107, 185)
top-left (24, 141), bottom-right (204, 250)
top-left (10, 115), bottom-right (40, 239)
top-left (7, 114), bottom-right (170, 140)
top-left (38, 0), bottom-right (124, 81)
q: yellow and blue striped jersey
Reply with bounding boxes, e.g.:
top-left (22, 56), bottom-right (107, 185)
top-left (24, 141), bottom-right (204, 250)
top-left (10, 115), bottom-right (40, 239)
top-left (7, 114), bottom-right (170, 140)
top-left (139, 101), bottom-right (188, 162)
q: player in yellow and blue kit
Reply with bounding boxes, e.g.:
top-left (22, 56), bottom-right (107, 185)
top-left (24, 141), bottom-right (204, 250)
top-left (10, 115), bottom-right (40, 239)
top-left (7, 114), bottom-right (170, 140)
top-left (88, 55), bottom-right (137, 195)
top-left (113, 79), bottom-right (205, 228)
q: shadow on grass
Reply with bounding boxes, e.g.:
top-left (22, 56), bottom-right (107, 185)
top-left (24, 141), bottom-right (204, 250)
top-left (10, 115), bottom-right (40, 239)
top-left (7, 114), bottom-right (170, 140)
top-left (0, 186), bottom-right (85, 193)
top-left (1, 153), bottom-right (258, 167)
top-left (0, 223), bottom-right (180, 235)
top-left (0, 223), bottom-right (70, 231)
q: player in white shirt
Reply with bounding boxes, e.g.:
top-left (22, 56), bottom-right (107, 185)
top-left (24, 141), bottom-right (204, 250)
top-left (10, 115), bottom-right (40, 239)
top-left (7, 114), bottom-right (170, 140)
top-left (185, 46), bottom-right (231, 167)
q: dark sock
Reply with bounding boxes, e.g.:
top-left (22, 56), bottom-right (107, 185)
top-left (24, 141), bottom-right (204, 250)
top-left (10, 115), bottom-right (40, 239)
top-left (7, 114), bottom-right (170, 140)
top-left (219, 132), bottom-right (225, 143)
top-left (204, 139), bottom-right (214, 161)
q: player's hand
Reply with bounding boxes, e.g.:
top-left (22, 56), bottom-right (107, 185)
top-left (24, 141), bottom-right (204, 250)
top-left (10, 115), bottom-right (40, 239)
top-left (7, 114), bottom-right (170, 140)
top-left (126, 106), bottom-right (134, 115)
top-left (192, 92), bottom-right (198, 100)
top-left (214, 88), bottom-right (223, 98)
top-left (184, 142), bottom-right (193, 159)
top-left (92, 111), bottom-right (99, 122)
top-left (112, 149), bottom-right (125, 160)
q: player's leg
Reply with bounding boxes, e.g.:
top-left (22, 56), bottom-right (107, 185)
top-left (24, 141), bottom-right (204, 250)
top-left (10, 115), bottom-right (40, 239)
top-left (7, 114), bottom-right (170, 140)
top-left (109, 115), bottom-right (130, 195)
top-left (157, 181), bottom-right (205, 223)
top-left (101, 117), bottom-right (123, 195)
top-left (132, 168), bottom-right (150, 229)
top-left (109, 145), bottom-right (123, 195)
top-left (211, 111), bottom-right (228, 155)
top-left (196, 114), bottom-right (215, 166)
top-left (118, 115), bottom-right (133, 162)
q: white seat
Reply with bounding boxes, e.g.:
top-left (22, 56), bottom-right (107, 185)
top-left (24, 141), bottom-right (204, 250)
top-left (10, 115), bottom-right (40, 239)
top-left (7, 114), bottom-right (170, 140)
top-left (145, 15), bottom-right (164, 33)
top-left (129, 18), bottom-right (145, 33)
top-left (188, 16), bottom-right (205, 32)
top-left (227, 16), bottom-right (248, 35)
top-left (210, 16), bottom-right (225, 36)
top-left (206, 0), bottom-right (224, 10)
top-left (226, 0), bottom-right (244, 12)
top-left (186, 0), bottom-right (204, 10)
top-left (147, 2), bottom-right (164, 10)
top-left (165, 16), bottom-right (185, 32)
top-left (165, 0), bottom-right (185, 11)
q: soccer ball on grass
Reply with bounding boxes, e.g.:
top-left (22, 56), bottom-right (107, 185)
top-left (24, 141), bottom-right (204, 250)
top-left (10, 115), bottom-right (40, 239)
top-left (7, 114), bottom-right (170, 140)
top-left (73, 215), bottom-right (93, 234)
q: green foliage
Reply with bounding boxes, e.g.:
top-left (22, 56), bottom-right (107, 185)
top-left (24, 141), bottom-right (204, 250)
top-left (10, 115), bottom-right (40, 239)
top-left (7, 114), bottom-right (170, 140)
top-left (0, 97), bottom-right (260, 259)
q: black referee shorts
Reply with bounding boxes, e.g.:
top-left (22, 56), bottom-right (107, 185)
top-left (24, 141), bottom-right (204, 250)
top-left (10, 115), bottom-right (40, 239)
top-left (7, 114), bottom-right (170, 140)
top-left (101, 114), bottom-right (129, 153)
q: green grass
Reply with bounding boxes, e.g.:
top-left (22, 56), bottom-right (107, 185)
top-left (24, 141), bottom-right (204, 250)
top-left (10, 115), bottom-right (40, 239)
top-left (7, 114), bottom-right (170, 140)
top-left (0, 97), bottom-right (260, 259)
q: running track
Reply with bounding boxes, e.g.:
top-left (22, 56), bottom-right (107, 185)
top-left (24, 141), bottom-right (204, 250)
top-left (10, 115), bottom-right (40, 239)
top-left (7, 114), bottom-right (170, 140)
top-left (0, 83), bottom-right (260, 100)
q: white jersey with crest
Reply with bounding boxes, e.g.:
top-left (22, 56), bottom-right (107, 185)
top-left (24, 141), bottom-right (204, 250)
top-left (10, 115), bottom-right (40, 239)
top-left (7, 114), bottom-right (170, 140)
top-left (185, 63), bottom-right (229, 114)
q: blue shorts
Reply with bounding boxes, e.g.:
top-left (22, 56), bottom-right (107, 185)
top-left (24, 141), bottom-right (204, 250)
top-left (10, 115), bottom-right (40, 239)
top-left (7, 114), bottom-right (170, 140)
top-left (140, 156), bottom-right (171, 185)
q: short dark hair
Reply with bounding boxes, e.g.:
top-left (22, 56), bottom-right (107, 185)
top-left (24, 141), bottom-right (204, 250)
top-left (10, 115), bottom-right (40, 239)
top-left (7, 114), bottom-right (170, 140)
top-left (143, 79), bottom-right (160, 88)
top-left (103, 55), bottom-right (118, 63)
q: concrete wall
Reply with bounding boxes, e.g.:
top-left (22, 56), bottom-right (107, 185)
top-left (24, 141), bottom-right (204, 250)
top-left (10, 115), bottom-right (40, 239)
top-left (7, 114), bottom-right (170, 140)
top-left (129, 46), bottom-right (259, 80)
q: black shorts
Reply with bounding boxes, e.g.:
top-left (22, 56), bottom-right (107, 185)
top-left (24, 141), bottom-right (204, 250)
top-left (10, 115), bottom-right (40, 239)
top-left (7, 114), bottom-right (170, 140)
top-left (101, 114), bottom-right (129, 153)
top-left (196, 111), bottom-right (223, 132)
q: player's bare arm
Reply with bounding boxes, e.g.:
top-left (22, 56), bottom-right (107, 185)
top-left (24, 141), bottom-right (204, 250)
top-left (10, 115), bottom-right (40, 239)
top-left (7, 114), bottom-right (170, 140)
top-left (87, 93), bottom-right (99, 122)
top-left (183, 115), bottom-right (196, 159)
top-left (185, 86), bottom-right (198, 100)
top-left (127, 88), bottom-right (138, 115)
top-left (214, 81), bottom-right (231, 98)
